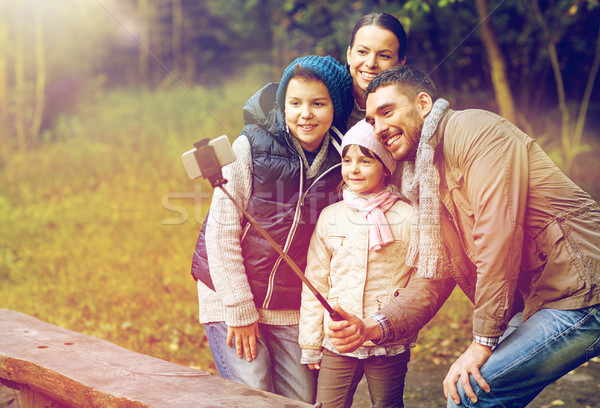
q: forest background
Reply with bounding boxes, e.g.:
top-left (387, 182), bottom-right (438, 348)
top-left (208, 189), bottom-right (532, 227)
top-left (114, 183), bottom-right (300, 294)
top-left (1, 0), bottom-right (599, 388)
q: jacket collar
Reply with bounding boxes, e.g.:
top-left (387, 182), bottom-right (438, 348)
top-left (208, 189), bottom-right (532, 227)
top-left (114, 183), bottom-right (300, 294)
top-left (428, 108), bottom-right (454, 153)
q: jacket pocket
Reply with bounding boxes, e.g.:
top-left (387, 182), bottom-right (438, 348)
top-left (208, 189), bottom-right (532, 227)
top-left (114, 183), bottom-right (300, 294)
top-left (327, 234), bottom-right (352, 289)
top-left (523, 222), bottom-right (583, 302)
top-left (586, 336), bottom-right (600, 361)
top-left (327, 234), bottom-right (348, 248)
top-left (521, 222), bottom-right (563, 272)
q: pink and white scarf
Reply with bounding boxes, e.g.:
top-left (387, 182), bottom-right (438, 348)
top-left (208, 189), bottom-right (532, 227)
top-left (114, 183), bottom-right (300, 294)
top-left (343, 188), bottom-right (400, 251)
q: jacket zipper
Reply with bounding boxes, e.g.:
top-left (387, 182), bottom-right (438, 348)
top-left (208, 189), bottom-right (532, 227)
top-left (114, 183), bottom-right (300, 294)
top-left (261, 159), bottom-right (341, 309)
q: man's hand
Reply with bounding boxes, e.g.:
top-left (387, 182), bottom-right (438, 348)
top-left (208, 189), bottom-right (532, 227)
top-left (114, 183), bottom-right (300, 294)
top-left (227, 322), bottom-right (260, 362)
top-left (443, 341), bottom-right (493, 405)
top-left (307, 363), bottom-right (320, 370)
top-left (325, 304), bottom-right (382, 353)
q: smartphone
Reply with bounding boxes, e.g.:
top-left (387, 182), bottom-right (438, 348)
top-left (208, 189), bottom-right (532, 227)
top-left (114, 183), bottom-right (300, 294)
top-left (181, 135), bottom-right (235, 180)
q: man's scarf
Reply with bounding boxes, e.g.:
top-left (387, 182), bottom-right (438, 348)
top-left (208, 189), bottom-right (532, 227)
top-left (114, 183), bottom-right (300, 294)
top-left (401, 98), bottom-right (449, 278)
top-left (343, 188), bottom-right (400, 251)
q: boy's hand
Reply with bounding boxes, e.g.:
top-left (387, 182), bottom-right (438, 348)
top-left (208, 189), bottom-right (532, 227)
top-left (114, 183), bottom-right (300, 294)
top-left (227, 322), bottom-right (260, 361)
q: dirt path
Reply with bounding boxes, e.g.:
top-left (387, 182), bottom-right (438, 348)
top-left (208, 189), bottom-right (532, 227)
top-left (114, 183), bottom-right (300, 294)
top-left (352, 357), bottom-right (600, 408)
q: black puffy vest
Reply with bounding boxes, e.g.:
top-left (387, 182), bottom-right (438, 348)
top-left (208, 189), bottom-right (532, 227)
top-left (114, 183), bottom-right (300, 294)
top-left (241, 127), bottom-right (341, 310)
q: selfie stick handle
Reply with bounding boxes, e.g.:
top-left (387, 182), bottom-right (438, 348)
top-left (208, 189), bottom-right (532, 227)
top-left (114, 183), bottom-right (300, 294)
top-left (218, 183), bottom-right (342, 321)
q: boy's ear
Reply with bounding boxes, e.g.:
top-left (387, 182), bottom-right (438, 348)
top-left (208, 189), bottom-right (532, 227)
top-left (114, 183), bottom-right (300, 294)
top-left (417, 92), bottom-right (433, 118)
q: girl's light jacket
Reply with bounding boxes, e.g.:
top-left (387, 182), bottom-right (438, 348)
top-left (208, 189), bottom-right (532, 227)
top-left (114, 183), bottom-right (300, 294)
top-left (299, 192), bottom-right (415, 363)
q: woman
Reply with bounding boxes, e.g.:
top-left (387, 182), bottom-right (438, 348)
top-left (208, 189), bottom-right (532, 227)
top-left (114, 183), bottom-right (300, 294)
top-left (346, 12), bottom-right (408, 129)
top-left (191, 55), bottom-right (353, 403)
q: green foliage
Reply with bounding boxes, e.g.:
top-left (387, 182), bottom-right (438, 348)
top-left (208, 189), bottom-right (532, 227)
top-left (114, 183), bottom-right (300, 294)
top-left (0, 75), bottom-right (258, 371)
top-left (2, 0), bottom-right (599, 160)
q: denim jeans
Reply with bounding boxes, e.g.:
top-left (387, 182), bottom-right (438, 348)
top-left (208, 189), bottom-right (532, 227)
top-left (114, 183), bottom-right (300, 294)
top-left (447, 305), bottom-right (600, 408)
top-left (204, 321), bottom-right (317, 403)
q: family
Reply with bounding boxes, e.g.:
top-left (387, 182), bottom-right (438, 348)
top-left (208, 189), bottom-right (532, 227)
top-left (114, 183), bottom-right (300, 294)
top-left (190, 12), bottom-right (600, 408)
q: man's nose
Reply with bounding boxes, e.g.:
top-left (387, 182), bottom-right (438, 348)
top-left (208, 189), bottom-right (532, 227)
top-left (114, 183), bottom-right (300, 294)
top-left (374, 120), bottom-right (387, 142)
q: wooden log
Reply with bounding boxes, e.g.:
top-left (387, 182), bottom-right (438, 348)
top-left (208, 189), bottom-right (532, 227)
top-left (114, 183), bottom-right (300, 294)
top-left (13, 383), bottom-right (67, 408)
top-left (0, 309), bottom-right (313, 408)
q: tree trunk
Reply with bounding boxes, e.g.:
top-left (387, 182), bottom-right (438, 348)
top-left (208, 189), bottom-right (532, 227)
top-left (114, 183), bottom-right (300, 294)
top-left (172, 0), bottom-right (183, 75)
top-left (31, 6), bottom-right (46, 142)
top-left (138, 0), bottom-right (150, 88)
top-left (0, 7), bottom-right (9, 158)
top-left (475, 0), bottom-right (516, 123)
top-left (150, 1), bottom-right (163, 86)
top-left (531, 0), bottom-right (572, 170)
top-left (574, 21), bottom-right (600, 152)
top-left (14, 20), bottom-right (27, 152)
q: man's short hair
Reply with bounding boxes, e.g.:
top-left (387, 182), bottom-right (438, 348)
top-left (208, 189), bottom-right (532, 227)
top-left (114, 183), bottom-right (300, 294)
top-left (366, 65), bottom-right (438, 100)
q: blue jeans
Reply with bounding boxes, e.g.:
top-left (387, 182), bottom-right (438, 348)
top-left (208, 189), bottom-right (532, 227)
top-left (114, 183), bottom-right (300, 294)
top-left (204, 321), bottom-right (317, 403)
top-left (447, 305), bottom-right (600, 408)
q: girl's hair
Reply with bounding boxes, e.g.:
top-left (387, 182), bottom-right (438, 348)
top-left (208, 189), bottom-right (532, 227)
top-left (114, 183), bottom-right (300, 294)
top-left (349, 13), bottom-right (407, 59)
top-left (342, 143), bottom-right (382, 162)
top-left (338, 144), bottom-right (391, 195)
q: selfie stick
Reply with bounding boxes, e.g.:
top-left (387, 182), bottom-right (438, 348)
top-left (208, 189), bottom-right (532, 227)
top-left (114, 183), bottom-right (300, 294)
top-left (194, 139), bottom-right (342, 321)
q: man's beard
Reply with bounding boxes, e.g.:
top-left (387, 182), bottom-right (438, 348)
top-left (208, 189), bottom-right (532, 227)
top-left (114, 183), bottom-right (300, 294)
top-left (393, 109), bottom-right (424, 162)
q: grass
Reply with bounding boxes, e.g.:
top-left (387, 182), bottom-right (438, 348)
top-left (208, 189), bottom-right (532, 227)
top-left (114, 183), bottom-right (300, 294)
top-left (0, 79), bottom-right (257, 371)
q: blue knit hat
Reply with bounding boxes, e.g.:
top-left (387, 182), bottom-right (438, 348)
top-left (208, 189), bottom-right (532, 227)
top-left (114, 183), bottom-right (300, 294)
top-left (276, 55), bottom-right (353, 130)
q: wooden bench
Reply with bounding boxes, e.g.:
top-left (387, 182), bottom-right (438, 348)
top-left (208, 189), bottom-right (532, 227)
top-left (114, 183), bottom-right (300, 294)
top-left (0, 309), bottom-right (314, 408)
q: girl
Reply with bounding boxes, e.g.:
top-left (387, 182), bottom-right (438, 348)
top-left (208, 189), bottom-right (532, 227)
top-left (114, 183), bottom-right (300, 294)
top-left (192, 55), bottom-right (353, 403)
top-left (346, 13), bottom-right (408, 129)
top-left (299, 119), bottom-right (415, 408)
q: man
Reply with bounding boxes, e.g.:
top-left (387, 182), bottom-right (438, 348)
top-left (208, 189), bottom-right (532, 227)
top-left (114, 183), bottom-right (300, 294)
top-left (326, 65), bottom-right (600, 407)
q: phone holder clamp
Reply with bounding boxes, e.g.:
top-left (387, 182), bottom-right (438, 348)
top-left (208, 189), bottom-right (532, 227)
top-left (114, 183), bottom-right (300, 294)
top-left (193, 139), bottom-right (227, 188)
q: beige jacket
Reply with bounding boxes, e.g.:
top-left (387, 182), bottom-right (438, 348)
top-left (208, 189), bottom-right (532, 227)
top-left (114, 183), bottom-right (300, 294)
top-left (381, 109), bottom-right (600, 341)
top-left (299, 191), bottom-right (414, 363)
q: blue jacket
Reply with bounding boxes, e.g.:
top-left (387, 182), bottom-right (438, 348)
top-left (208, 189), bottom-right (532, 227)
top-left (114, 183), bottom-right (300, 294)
top-left (192, 83), bottom-right (342, 310)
